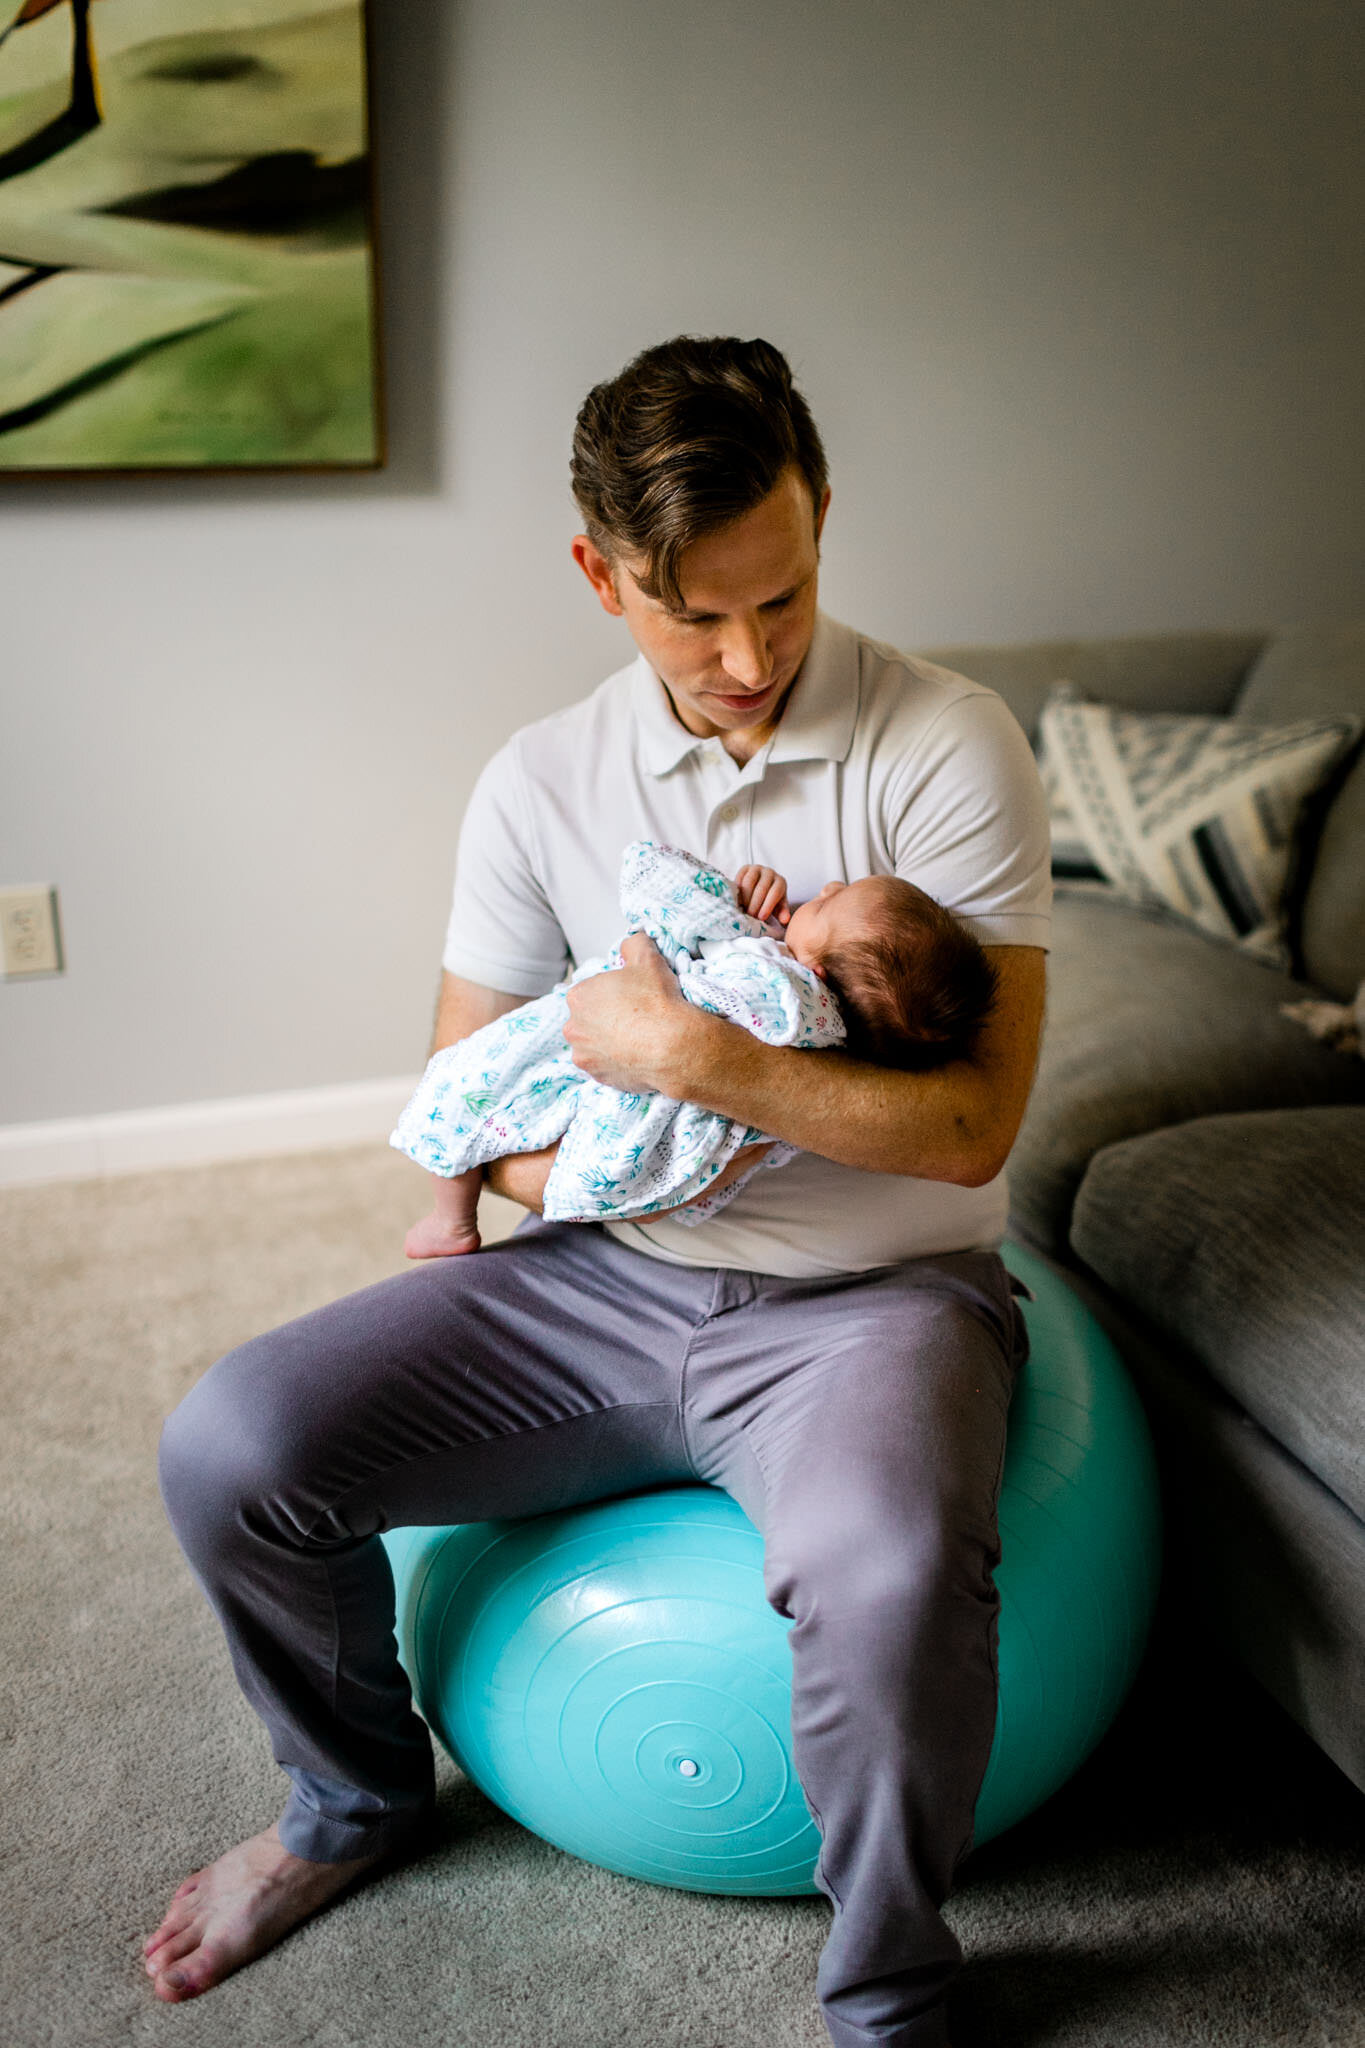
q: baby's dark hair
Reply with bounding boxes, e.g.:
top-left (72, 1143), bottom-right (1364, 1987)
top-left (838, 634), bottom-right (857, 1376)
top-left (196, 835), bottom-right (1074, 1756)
top-left (820, 878), bottom-right (1000, 1070)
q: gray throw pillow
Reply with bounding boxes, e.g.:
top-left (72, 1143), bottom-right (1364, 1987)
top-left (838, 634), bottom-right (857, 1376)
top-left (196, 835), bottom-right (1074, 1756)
top-left (1037, 685), bottom-right (1360, 963)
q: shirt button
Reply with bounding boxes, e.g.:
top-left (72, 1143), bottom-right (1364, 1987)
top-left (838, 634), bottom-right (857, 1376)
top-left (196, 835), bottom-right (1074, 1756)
top-left (719, 803), bottom-right (740, 825)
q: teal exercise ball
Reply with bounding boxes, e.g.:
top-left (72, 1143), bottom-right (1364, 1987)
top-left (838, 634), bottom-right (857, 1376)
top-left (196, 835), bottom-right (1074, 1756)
top-left (383, 1241), bottom-right (1161, 1895)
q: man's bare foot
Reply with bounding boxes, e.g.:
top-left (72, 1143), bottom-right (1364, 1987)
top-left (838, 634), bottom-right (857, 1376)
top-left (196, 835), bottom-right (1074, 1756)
top-left (143, 1824), bottom-right (381, 2002)
top-left (405, 1211), bottom-right (482, 1259)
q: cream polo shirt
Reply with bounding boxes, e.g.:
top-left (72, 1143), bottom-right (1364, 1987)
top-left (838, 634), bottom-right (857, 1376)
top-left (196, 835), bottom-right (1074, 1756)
top-left (443, 611), bottom-right (1052, 1278)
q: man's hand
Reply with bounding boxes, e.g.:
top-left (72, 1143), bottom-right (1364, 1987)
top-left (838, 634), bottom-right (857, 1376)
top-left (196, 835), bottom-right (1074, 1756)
top-left (735, 865), bottom-right (790, 925)
top-left (563, 934), bottom-right (696, 1094)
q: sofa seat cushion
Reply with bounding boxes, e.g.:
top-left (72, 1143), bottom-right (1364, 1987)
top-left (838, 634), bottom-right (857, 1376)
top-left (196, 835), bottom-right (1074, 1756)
top-left (1070, 1106), bottom-right (1365, 1521)
top-left (1009, 889), bottom-right (1365, 1251)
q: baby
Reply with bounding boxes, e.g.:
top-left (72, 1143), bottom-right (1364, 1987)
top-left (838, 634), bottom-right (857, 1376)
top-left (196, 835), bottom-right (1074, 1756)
top-left (395, 842), bottom-right (998, 1257)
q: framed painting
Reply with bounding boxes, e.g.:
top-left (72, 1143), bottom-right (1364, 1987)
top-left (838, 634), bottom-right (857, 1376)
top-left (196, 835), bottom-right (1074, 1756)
top-left (0, 0), bottom-right (382, 471)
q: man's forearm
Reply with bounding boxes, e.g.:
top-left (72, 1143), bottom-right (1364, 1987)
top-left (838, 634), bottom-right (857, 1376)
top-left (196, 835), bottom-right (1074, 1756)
top-left (654, 946), bottom-right (1046, 1186)
top-left (662, 1012), bottom-right (1005, 1184)
top-left (485, 1136), bottom-right (771, 1216)
top-left (562, 938), bottom-right (1045, 1185)
top-left (483, 1149), bottom-right (554, 1213)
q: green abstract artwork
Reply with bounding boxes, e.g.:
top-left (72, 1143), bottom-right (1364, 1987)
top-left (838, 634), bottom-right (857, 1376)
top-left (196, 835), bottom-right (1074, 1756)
top-left (0, 0), bottom-right (381, 470)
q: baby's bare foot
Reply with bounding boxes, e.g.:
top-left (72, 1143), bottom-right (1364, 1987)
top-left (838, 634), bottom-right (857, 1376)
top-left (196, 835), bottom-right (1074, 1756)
top-left (404, 1212), bottom-right (482, 1259)
top-left (143, 1824), bottom-right (380, 2002)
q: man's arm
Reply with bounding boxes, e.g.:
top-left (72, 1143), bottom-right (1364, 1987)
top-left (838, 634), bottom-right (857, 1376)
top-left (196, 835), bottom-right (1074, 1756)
top-left (562, 939), bottom-right (1046, 1187)
top-left (430, 970), bottom-right (523, 1054)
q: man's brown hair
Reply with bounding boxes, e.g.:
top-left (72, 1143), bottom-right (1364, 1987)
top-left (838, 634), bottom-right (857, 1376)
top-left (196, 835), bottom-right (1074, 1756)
top-left (571, 336), bottom-right (828, 609)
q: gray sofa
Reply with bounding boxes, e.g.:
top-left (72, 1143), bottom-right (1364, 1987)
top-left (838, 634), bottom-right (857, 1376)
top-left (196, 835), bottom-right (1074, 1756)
top-left (921, 624), bottom-right (1365, 1795)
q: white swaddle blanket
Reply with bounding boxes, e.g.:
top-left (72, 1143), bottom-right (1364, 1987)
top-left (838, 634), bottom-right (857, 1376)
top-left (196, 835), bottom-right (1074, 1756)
top-left (390, 840), bottom-right (845, 1223)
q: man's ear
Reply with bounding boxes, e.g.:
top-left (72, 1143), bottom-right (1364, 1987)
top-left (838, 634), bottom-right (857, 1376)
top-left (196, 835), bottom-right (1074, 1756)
top-left (572, 535), bottom-right (625, 617)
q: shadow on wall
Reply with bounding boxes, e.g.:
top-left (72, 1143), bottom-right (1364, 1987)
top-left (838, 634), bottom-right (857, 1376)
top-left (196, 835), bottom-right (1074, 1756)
top-left (0, 0), bottom-right (454, 504)
top-left (364, 0), bottom-right (454, 497)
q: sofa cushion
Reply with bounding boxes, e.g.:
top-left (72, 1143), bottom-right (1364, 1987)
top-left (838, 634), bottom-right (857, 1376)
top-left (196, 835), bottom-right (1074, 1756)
top-left (1234, 624), bottom-right (1365, 1001)
top-left (1070, 1106), bottom-right (1365, 1522)
top-left (1035, 690), bottom-right (1358, 962)
top-left (1009, 889), bottom-right (1365, 1251)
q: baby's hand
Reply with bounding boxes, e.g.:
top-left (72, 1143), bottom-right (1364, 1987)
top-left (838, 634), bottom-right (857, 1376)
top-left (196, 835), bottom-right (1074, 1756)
top-left (735, 865), bottom-right (790, 925)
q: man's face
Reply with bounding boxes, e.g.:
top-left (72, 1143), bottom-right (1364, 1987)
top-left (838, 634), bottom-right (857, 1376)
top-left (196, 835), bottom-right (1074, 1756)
top-left (573, 467), bottom-right (830, 752)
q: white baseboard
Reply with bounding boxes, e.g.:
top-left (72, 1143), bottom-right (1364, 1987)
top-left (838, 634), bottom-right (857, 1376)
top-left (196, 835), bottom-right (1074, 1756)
top-left (0, 1076), bottom-right (421, 1188)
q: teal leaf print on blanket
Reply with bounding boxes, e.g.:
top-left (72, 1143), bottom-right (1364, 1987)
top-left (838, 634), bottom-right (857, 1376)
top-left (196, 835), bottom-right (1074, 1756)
top-left (390, 839), bottom-right (846, 1223)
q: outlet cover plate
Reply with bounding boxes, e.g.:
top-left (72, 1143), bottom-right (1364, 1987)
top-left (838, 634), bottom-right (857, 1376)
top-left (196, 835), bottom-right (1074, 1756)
top-left (1, 886), bottom-right (64, 978)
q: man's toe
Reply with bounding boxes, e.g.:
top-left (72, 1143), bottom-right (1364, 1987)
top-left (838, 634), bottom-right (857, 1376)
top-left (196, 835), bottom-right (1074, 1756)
top-left (147, 1927), bottom-right (201, 1975)
top-left (145, 1906), bottom-right (195, 1956)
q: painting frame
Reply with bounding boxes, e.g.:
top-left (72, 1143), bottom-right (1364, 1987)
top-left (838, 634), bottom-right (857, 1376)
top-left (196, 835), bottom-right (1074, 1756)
top-left (0, 0), bottom-right (385, 475)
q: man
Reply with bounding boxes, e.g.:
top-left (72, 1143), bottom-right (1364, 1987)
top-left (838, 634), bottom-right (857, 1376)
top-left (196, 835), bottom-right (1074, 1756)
top-left (146, 336), bottom-right (1050, 2048)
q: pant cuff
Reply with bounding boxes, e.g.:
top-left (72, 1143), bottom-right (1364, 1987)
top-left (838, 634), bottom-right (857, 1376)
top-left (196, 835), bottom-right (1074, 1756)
top-left (277, 1789), bottom-right (436, 1865)
top-left (822, 2005), bottom-right (952, 2048)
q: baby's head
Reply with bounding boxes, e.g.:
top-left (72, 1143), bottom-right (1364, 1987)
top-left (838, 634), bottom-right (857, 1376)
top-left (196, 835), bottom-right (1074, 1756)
top-left (785, 876), bottom-right (999, 1069)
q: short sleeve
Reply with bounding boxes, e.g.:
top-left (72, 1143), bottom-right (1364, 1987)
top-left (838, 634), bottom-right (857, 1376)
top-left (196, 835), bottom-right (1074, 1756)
top-left (883, 692), bottom-right (1053, 950)
top-left (442, 741), bottom-right (571, 997)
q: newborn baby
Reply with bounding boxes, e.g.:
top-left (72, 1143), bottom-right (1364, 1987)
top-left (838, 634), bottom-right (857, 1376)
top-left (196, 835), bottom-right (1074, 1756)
top-left (393, 840), bottom-right (998, 1256)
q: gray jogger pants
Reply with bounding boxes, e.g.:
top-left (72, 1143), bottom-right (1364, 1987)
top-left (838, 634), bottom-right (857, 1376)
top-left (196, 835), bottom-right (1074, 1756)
top-left (159, 1219), bottom-right (1027, 2048)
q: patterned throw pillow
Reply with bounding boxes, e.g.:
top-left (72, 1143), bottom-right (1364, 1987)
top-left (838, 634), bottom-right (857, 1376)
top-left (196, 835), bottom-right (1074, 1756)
top-left (1036, 687), bottom-right (1361, 962)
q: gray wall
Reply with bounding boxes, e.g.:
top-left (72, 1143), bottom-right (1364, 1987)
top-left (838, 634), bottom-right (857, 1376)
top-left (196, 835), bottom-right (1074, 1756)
top-left (4, 0), bottom-right (1363, 1125)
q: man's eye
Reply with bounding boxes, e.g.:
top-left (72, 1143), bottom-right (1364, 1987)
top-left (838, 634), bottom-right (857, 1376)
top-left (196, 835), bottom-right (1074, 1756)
top-left (762, 593), bottom-right (795, 612)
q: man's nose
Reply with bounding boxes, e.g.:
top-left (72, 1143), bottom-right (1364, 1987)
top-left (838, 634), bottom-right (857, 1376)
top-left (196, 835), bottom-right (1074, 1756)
top-left (719, 614), bottom-right (772, 689)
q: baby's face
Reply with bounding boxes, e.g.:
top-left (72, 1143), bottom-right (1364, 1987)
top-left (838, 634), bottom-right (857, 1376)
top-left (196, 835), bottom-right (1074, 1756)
top-left (785, 878), bottom-right (887, 969)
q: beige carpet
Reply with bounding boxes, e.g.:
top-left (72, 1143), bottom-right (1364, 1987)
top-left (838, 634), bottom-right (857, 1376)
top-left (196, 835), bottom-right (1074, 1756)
top-left (2, 1145), bottom-right (1362, 2048)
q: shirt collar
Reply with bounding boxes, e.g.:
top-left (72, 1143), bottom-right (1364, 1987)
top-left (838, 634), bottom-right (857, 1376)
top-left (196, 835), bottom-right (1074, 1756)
top-left (631, 612), bottom-right (860, 777)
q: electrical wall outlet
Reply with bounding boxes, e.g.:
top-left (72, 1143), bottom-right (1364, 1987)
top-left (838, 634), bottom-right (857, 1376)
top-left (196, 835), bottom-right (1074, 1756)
top-left (0, 886), bottom-right (64, 978)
